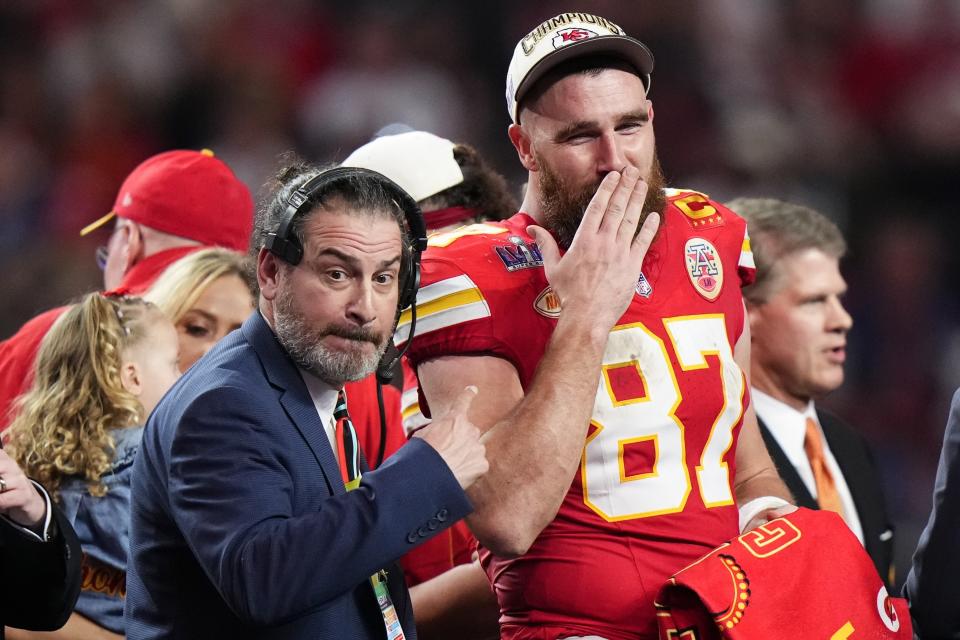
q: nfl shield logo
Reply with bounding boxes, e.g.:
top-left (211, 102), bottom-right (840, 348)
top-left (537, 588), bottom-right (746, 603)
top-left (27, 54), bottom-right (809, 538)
top-left (636, 272), bottom-right (653, 298)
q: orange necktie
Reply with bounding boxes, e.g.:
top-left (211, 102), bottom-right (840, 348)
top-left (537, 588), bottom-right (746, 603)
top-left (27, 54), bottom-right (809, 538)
top-left (804, 417), bottom-right (845, 518)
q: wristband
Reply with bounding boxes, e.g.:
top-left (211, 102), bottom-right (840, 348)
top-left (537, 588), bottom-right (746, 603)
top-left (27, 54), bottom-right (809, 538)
top-left (738, 496), bottom-right (791, 533)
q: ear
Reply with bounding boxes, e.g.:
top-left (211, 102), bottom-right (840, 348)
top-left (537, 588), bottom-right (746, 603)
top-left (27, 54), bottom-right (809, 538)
top-left (508, 123), bottom-right (538, 173)
top-left (647, 101), bottom-right (655, 123)
top-left (121, 221), bottom-right (145, 271)
top-left (119, 359), bottom-right (143, 397)
top-left (746, 299), bottom-right (763, 336)
top-left (257, 248), bottom-right (282, 302)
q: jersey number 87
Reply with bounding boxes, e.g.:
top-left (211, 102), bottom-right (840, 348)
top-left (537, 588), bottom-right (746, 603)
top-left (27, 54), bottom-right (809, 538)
top-left (582, 314), bottom-right (744, 521)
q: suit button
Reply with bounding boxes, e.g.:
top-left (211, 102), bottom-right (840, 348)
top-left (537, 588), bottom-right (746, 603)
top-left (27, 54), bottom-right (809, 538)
top-left (436, 508), bottom-right (448, 522)
top-left (427, 518), bottom-right (439, 531)
top-left (407, 532), bottom-right (418, 544)
top-left (417, 527), bottom-right (428, 538)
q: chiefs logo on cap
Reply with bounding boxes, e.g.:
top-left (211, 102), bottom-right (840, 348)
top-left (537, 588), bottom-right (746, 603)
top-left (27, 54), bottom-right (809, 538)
top-left (552, 27), bottom-right (598, 49)
top-left (685, 238), bottom-right (723, 301)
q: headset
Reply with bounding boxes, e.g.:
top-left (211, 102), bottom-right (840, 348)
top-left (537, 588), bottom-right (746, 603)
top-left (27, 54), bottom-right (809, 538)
top-left (265, 166), bottom-right (428, 466)
top-left (265, 166), bottom-right (427, 306)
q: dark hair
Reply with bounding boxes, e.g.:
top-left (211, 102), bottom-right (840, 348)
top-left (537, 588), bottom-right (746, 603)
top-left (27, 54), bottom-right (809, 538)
top-left (254, 155), bottom-right (412, 273)
top-left (419, 144), bottom-right (518, 222)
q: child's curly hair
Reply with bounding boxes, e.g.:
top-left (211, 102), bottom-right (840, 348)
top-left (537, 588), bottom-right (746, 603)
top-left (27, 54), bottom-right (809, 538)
top-left (8, 293), bottom-right (162, 498)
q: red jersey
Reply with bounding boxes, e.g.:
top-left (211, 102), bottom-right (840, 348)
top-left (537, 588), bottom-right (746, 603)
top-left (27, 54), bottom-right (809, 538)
top-left (402, 191), bottom-right (756, 639)
top-left (343, 374), bottom-right (406, 470)
top-left (0, 246), bottom-right (200, 431)
top-left (656, 508), bottom-right (912, 639)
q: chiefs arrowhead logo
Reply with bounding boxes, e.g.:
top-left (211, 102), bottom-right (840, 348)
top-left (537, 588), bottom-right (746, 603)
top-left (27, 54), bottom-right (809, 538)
top-left (552, 27), bottom-right (598, 49)
top-left (684, 238), bottom-right (723, 301)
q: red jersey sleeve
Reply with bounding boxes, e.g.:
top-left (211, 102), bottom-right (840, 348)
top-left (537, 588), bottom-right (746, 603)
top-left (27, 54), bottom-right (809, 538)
top-left (398, 217), bottom-right (552, 386)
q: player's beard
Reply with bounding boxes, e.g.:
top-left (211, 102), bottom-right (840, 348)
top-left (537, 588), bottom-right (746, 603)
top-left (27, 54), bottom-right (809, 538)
top-left (538, 152), bottom-right (667, 250)
top-left (272, 279), bottom-right (389, 385)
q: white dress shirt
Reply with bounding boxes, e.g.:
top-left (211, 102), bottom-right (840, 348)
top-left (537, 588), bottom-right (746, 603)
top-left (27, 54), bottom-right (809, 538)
top-left (752, 388), bottom-right (864, 544)
top-left (299, 368), bottom-right (341, 463)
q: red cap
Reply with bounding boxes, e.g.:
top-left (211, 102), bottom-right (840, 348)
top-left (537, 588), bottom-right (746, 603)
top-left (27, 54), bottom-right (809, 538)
top-left (80, 149), bottom-right (253, 252)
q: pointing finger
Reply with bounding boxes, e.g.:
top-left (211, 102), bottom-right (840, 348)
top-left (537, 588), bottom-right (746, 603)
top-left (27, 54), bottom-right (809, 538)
top-left (449, 385), bottom-right (479, 418)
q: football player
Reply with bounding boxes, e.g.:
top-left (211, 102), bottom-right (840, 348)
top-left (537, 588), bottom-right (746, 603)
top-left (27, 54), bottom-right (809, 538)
top-left (399, 12), bottom-right (795, 640)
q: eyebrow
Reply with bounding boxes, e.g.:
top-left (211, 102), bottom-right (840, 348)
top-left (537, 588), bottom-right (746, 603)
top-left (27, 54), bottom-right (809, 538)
top-left (183, 309), bottom-right (216, 323)
top-left (312, 247), bottom-right (401, 271)
top-left (553, 110), bottom-right (650, 142)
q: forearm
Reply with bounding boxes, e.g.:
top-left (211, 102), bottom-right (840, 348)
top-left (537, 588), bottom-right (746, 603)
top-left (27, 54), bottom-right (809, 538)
top-left (467, 314), bottom-right (609, 555)
top-left (733, 463), bottom-right (793, 507)
top-left (732, 330), bottom-right (792, 510)
top-left (5, 613), bottom-right (123, 640)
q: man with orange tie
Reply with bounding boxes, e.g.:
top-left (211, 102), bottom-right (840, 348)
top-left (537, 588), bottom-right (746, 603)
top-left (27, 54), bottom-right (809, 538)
top-left (729, 197), bottom-right (894, 586)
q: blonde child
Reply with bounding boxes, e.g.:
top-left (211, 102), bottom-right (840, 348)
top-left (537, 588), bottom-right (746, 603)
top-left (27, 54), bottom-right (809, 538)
top-left (8, 293), bottom-right (179, 637)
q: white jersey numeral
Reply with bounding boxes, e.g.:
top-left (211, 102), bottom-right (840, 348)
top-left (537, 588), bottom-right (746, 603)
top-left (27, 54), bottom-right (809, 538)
top-left (582, 315), bottom-right (744, 520)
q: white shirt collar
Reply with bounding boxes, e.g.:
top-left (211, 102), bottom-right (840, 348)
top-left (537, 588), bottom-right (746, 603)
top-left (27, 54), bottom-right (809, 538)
top-left (298, 368), bottom-right (341, 458)
top-left (752, 388), bottom-right (818, 454)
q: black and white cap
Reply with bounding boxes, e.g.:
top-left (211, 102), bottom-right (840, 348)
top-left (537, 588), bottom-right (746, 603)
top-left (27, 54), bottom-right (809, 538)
top-left (505, 12), bottom-right (654, 123)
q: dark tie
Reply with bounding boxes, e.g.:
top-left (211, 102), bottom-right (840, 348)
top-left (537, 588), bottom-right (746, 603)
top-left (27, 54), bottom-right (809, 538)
top-left (334, 390), bottom-right (361, 491)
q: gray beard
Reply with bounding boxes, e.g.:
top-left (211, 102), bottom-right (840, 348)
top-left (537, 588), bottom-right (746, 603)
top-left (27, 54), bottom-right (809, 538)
top-left (273, 286), bottom-right (388, 386)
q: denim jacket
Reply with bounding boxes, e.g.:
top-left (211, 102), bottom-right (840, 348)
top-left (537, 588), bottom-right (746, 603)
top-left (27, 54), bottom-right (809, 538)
top-left (58, 426), bottom-right (143, 634)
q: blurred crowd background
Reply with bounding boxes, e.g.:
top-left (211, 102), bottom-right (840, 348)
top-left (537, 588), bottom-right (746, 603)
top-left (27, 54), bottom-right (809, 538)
top-left (3, 0), bottom-right (960, 589)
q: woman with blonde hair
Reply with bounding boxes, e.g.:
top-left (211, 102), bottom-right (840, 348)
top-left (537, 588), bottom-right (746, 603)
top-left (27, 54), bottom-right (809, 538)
top-left (7, 294), bottom-right (180, 638)
top-left (145, 247), bottom-right (255, 372)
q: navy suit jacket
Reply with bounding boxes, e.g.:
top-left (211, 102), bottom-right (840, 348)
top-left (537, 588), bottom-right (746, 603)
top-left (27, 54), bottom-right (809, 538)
top-left (125, 312), bottom-right (472, 639)
top-left (758, 409), bottom-right (893, 587)
top-left (905, 387), bottom-right (960, 639)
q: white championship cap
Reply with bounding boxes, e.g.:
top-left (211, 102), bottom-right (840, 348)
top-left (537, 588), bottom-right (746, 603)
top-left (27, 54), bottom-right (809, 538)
top-left (505, 12), bottom-right (654, 123)
top-left (341, 130), bottom-right (464, 203)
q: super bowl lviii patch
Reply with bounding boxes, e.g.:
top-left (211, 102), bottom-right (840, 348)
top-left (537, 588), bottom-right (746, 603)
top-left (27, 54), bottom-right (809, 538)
top-left (495, 236), bottom-right (544, 272)
top-left (685, 238), bottom-right (723, 301)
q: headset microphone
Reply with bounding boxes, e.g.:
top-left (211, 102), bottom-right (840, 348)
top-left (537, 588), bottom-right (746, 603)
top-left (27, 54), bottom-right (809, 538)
top-left (267, 166), bottom-right (427, 469)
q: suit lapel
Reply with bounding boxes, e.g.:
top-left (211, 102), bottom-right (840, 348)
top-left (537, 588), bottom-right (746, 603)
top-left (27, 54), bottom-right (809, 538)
top-left (818, 411), bottom-right (880, 536)
top-left (757, 417), bottom-right (818, 509)
top-left (242, 312), bottom-right (343, 497)
top-left (818, 409), bottom-right (893, 584)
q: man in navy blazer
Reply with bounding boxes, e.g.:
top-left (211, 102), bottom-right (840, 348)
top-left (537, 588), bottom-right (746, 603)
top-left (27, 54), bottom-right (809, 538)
top-left (125, 163), bottom-right (487, 639)
top-left (905, 388), bottom-right (960, 637)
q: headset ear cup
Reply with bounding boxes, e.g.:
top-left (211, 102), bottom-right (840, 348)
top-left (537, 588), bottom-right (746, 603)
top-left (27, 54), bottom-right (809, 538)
top-left (399, 256), bottom-right (421, 311)
top-left (268, 165), bottom-right (426, 309)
